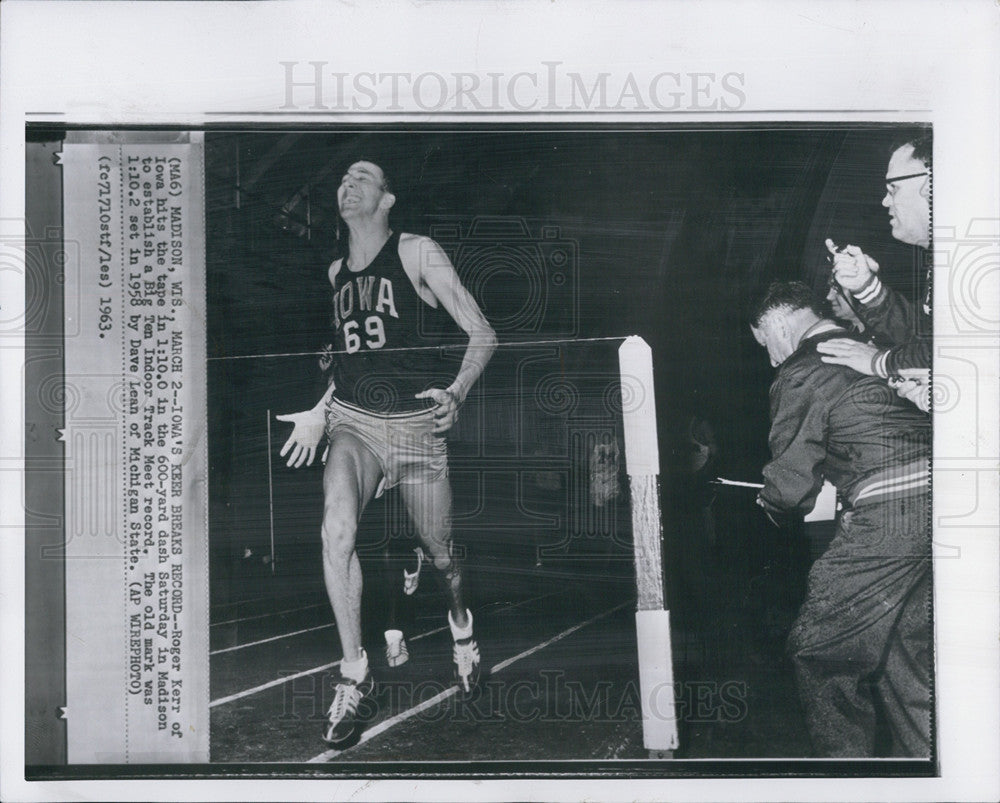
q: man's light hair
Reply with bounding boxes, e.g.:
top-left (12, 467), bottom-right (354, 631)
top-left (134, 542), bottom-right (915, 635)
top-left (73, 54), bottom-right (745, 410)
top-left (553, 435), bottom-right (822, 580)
top-left (750, 281), bottom-right (824, 328)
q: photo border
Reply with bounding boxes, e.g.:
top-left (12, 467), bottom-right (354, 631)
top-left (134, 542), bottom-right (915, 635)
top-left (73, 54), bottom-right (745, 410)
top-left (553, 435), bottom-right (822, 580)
top-left (3, 2), bottom-right (997, 801)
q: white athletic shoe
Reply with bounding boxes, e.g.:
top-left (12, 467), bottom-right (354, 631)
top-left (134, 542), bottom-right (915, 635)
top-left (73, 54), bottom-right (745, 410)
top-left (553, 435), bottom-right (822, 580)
top-left (322, 671), bottom-right (375, 748)
top-left (448, 610), bottom-right (480, 694)
top-left (452, 637), bottom-right (481, 695)
top-left (384, 629), bottom-right (409, 668)
top-left (403, 547), bottom-right (425, 596)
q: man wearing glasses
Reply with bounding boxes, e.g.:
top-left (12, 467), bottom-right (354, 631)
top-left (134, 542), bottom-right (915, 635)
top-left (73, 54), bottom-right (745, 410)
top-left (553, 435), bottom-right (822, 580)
top-left (824, 274), bottom-right (868, 336)
top-left (814, 135), bottom-right (932, 411)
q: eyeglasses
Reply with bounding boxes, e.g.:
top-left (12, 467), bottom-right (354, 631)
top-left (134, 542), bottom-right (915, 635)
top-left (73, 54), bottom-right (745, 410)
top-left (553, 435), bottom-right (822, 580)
top-left (825, 270), bottom-right (861, 315)
top-left (885, 170), bottom-right (930, 196)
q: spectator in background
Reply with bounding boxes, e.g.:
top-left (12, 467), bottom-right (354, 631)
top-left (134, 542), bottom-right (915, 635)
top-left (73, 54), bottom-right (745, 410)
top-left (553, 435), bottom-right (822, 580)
top-left (663, 400), bottom-right (724, 661)
top-left (825, 275), bottom-right (867, 337)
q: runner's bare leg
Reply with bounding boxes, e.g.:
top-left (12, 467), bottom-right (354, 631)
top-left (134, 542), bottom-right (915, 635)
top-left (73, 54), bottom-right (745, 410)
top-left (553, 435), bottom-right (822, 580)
top-left (400, 477), bottom-right (468, 627)
top-left (321, 432), bottom-right (383, 662)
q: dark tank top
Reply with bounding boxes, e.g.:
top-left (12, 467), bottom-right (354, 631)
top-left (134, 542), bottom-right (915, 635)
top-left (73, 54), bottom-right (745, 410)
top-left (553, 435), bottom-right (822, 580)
top-left (327, 231), bottom-right (449, 414)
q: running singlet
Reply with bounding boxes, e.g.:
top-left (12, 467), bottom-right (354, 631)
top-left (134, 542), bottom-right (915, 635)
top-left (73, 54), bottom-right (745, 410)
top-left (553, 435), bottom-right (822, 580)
top-left (326, 231), bottom-right (449, 414)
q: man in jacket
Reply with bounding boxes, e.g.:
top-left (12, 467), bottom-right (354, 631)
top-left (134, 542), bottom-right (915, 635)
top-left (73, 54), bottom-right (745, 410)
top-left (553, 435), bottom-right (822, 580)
top-left (816, 135), bottom-right (932, 411)
top-left (751, 280), bottom-right (932, 757)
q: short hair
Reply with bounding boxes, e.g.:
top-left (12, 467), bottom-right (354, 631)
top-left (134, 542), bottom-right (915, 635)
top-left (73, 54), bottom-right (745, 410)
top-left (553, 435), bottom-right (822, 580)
top-left (750, 280), bottom-right (824, 327)
top-left (891, 132), bottom-right (932, 170)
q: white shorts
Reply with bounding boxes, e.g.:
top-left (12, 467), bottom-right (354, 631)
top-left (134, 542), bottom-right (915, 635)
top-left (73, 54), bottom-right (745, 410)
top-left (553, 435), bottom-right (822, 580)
top-left (324, 398), bottom-right (448, 491)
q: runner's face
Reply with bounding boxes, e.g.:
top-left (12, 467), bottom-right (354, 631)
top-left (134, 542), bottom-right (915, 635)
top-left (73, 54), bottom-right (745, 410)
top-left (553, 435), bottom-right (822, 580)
top-left (338, 161), bottom-right (391, 219)
top-left (882, 145), bottom-right (931, 248)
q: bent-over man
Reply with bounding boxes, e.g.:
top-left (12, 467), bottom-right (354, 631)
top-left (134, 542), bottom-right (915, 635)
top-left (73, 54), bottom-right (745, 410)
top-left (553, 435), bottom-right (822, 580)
top-left (751, 281), bottom-right (932, 757)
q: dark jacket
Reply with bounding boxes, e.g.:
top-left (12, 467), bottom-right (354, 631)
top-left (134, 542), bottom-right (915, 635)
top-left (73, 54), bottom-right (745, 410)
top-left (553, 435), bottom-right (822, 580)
top-left (760, 324), bottom-right (930, 515)
top-left (854, 252), bottom-right (931, 373)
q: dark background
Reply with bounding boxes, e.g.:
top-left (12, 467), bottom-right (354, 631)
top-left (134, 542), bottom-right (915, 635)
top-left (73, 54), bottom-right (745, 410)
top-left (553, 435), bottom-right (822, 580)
top-left (205, 125), bottom-right (928, 612)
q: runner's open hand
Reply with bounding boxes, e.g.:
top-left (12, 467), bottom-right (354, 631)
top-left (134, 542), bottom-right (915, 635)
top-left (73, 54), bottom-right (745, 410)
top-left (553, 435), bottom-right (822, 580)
top-left (275, 409), bottom-right (325, 468)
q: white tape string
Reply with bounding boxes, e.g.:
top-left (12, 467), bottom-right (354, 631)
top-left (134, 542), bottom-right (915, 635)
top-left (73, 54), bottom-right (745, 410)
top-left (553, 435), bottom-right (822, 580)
top-left (207, 335), bottom-right (628, 362)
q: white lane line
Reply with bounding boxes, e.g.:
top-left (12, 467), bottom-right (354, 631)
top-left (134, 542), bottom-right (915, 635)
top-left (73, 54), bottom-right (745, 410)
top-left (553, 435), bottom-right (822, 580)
top-left (489, 600), bottom-right (630, 675)
top-left (408, 625), bottom-right (447, 642)
top-left (208, 591), bottom-right (562, 707)
top-left (210, 622), bottom-right (335, 656)
top-left (212, 602), bottom-right (326, 628)
top-left (402, 592), bottom-right (563, 645)
top-left (306, 687), bottom-right (459, 763)
top-left (211, 591), bottom-right (559, 655)
top-left (306, 598), bottom-right (630, 763)
top-left (210, 661), bottom-right (341, 708)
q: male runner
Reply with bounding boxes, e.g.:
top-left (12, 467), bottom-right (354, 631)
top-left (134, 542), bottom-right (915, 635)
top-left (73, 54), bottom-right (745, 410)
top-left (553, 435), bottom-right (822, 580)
top-left (277, 160), bottom-right (497, 748)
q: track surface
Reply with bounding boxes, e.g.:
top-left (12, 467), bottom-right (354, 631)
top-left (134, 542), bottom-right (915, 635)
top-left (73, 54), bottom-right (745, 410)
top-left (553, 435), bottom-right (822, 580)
top-left (210, 554), bottom-right (812, 763)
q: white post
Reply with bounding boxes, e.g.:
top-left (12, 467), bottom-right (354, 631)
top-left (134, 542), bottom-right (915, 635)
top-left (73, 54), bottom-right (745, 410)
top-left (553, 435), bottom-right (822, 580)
top-left (266, 409), bottom-right (276, 573)
top-left (618, 336), bottom-right (678, 756)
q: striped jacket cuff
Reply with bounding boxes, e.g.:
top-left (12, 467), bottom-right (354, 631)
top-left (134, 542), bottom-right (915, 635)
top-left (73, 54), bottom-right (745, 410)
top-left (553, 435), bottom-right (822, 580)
top-left (853, 275), bottom-right (883, 305)
top-left (870, 349), bottom-right (890, 379)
